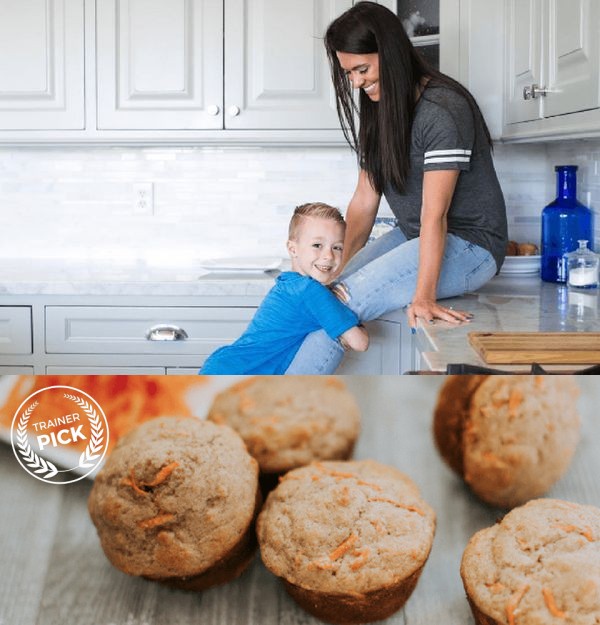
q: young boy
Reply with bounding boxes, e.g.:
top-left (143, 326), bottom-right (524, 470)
top-left (200, 203), bottom-right (368, 374)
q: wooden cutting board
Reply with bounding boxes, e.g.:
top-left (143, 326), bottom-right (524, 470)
top-left (468, 332), bottom-right (600, 364)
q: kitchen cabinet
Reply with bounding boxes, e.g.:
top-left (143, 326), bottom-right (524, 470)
top-left (45, 305), bottom-right (255, 358)
top-left (223, 0), bottom-right (350, 131)
top-left (393, 0), bottom-right (506, 138)
top-left (503, 0), bottom-right (600, 140)
top-left (0, 0), bottom-right (352, 143)
top-left (428, 0), bottom-right (600, 143)
top-left (0, 307), bottom-right (32, 355)
top-left (40, 302), bottom-right (256, 373)
top-left (0, 0), bottom-right (466, 143)
top-left (96, 0), bottom-right (224, 130)
top-left (97, 0), bottom-right (347, 132)
top-left (337, 319), bottom-right (402, 374)
top-left (398, 0), bottom-right (441, 69)
top-left (0, 287), bottom-right (407, 374)
top-left (0, 0), bottom-right (84, 130)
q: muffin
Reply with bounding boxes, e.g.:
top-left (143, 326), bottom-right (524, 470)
top-left (461, 498), bottom-right (600, 625)
top-left (506, 240), bottom-right (518, 256)
top-left (207, 377), bottom-right (361, 476)
top-left (88, 417), bottom-right (260, 590)
top-left (517, 242), bottom-right (538, 256)
top-left (433, 376), bottom-right (580, 508)
top-left (257, 460), bottom-right (436, 624)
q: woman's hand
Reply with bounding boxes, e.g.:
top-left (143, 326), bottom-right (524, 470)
top-left (407, 298), bottom-right (473, 329)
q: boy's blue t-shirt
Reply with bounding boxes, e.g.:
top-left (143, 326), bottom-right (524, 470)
top-left (201, 271), bottom-right (358, 374)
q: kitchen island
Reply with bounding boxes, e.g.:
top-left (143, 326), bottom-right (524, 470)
top-left (0, 258), bottom-right (404, 375)
top-left (1, 259), bottom-right (599, 373)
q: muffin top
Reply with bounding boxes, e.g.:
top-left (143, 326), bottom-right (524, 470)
top-left (257, 460), bottom-right (435, 595)
top-left (207, 377), bottom-right (361, 473)
top-left (461, 499), bottom-right (600, 625)
top-left (463, 376), bottom-right (580, 507)
top-left (88, 417), bottom-right (259, 578)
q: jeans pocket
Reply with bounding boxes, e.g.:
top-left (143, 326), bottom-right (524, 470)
top-left (464, 248), bottom-right (496, 292)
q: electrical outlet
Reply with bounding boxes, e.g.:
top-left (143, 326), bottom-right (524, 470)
top-left (133, 182), bottom-right (154, 215)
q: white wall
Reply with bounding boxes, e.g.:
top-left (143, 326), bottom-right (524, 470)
top-left (0, 140), bottom-right (598, 264)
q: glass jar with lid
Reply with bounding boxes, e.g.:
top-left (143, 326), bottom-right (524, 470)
top-left (566, 240), bottom-right (599, 290)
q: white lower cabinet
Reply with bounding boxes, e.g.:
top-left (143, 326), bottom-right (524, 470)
top-left (42, 304), bottom-right (256, 373)
top-left (337, 320), bottom-right (402, 375)
top-left (45, 366), bottom-right (167, 374)
top-left (0, 366), bottom-right (34, 374)
top-left (0, 307), bottom-right (32, 355)
top-left (0, 297), bottom-right (406, 374)
top-left (45, 306), bottom-right (255, 355)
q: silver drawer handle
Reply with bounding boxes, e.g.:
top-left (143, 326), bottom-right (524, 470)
top-left (145, 324), bottom-right (189, 341)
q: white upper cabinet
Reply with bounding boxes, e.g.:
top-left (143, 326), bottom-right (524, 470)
top-left (503, 0), bottom-right (600, 139)
top-left (224, 0), bottom-right (351, 130)
top-left (544, 0), bottom-right (599, 118)
top-left (505, 0), bottom-right (543, 124)
top-left (0, 0), bottom-right (353, 140)
top-left (96, 0), bottom-right (223, 130)
top-left (0, 0), bottom-right (84, 130)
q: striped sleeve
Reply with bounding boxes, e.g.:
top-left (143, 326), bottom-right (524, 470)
top-left (424, 148), bottom-right (472, 166)
top-left (419, 95), bottom-right (474, 172)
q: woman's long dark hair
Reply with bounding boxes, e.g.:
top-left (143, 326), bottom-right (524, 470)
top-left (325, 1), bottom-right (492, 195)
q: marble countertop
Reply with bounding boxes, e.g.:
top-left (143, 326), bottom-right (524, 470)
top-left (417, 274), bottom-right (600, 371)
top-left (0, 258), bottom-right (279, 297)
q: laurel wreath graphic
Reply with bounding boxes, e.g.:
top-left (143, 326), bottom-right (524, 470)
top-left (63, 394), bottom-right (105, 469)
top-left (15, 400), bottom-right (59, 480)
top-left (14, 392), bottom-right (106, 480)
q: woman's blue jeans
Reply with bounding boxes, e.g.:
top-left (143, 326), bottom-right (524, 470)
top-left (285, 228), bottom-right (497, 374)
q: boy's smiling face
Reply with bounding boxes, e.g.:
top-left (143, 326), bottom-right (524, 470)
top-left (287, 216), bottom-right (345, 284)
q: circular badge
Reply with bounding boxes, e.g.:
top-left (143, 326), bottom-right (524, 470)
top-left (10, 385), bottom-right (109, 484)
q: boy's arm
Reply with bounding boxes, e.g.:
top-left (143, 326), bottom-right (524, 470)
top-left (303, 280), bottom-right (368, 352)
top-left (339, 324), bottom-right (369, 352)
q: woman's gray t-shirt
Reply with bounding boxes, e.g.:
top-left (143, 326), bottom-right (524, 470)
top-left (383, 83), bottom-right (508, 272)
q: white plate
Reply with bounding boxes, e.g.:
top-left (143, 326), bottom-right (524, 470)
top-left (199, 256), bottom-right (282, 272)
top-left (0, 375), bottom-right (243, 479)
top-left (499, 254), bottom-right (541, 275)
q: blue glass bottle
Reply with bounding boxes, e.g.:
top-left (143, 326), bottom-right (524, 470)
top-left (541, 165), bottom-right (594, 283)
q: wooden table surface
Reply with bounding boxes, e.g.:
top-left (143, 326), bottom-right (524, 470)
top-left (1, 376), bottom-right (599, 625)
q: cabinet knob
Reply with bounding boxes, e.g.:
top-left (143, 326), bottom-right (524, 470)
top-left (227, 105), bottom-right (241, 117)
top-left (523, 84), bottom-right (548, 100)
top-left (145, 324), bottom-right (189, 341)
top-left (207, 104), bottom-right (220, 116)
top-left (531, 84), bottom-right (548, 98)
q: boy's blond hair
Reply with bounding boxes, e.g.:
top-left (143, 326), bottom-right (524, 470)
top-left (288, 202), bottom-right (345, 240)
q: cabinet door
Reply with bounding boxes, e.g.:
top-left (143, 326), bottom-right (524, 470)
top-left (544, 0), bottom-right (599, 118)
top-left (224, 0), bottom-right (351, 130)
top-left (505, 0), bottom-right (543, 124)
top-left (336, 320), bottom-right (401, 374)
top-left (0, 0), bottom-right (84, 130)
top-left (96, 0), bottom-right (223, 129)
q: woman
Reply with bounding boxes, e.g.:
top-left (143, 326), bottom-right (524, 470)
top-left (286, 1), bottom-right (507, 374)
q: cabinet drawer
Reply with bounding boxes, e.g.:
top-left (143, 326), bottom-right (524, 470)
top-left (46, 366), bottom-right (166, 374)
top-left (0, 307), bottom-right (32, 355)
top-left (45, 306), bottom-right (255, 355)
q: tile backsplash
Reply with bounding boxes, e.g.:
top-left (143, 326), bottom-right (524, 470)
top-left (0, 140), bottom-right (598, 263)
